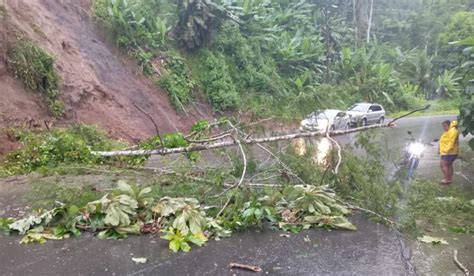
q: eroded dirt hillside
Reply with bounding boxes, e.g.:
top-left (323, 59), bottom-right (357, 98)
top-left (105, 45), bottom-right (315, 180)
top-left (0, 0), bottom-right (211, 156)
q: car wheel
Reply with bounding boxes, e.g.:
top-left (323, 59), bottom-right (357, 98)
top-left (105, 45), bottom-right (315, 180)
top-left (361, 118), bottom-right (367, 126)
top-left (378, 116), bottom-right (385, 124)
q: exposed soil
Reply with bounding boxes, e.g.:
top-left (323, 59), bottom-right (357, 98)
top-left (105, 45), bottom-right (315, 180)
top-left (0, 0), bottom-right (212, 157)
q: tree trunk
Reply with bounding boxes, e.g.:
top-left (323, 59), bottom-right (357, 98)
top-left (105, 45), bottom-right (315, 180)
top-left (92, 124), bottom-right (391, 157)
top-left (353, 0), bottom-right (358, 45)
top-left (92, 105), bottom-right (430, 157)
top-left (366, 0), bottom-right (374, 43)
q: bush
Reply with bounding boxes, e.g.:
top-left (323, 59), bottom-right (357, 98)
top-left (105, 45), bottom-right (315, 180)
top-left (195, 50), bottom-right (239, 111)
top-left (158, 51), bottom-right (195, 110)
top-left (215, 23), bottom-right (288, 97)
top-left (1, 125), bottom-right (125, 175)
top-left (7, 39), bottom-right (63, 117)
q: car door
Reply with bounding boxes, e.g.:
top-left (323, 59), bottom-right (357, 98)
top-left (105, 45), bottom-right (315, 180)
top-left (372, 105), bottom-right (382, 122)
top-left (367, 105), bottom-right (377, 123)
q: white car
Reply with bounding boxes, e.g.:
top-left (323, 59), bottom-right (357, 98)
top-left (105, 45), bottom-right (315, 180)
top-left (347, 103), bottom-right (385, 126)
top-left (300, 109), bottom-right (351, 131)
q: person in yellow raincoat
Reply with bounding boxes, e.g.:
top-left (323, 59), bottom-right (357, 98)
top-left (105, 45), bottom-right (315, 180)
top-left (439, 120), bottom-right (459, 184)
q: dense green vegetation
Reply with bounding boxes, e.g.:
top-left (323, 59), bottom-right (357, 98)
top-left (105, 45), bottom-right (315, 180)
top-left (7, 39), bottom-right (64, 117)
top-left (91, 0), bottom-right (472, 120)
top-left (454, 37), bottom-right (474, 149)
top-left (0, 125), bottom-right (135, 176)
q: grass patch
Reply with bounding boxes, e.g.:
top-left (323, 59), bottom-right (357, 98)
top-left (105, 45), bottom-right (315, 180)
top-left (388, 99), bottom-right (459, 118)
top-left (401, 180), bottom-right (474, 235)
top-left (27, 181), bottom-right (103, 209)
top-left (7, 39), bottom-right (63, 117)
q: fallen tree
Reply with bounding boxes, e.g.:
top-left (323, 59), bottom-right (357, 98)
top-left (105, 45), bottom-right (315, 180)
top-left (91, 105), bottom-right (430, 157)
top-left (92, 123), bottom-right (389, 156)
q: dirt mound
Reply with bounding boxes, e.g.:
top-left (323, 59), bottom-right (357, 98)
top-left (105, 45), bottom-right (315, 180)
top-left (0, 0), bottom-right (212, 156)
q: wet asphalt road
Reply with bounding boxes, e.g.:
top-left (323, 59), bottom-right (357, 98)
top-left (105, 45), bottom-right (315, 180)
top-left (0, 214), bottom-right (412, 276)
top-left (0, 114), bottom-right (469, 276)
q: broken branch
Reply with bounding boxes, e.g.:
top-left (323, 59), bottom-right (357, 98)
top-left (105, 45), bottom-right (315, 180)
top-left (454, 250), bottom-right (470, 276)
top-left (229, 263), bottom-right (262, 273)
top-left (216, 123), bottom-right (247, 217)
top-left (388, 105), bottom-right (431, 124)
top-left (132, 102), bottom-right (163, 147)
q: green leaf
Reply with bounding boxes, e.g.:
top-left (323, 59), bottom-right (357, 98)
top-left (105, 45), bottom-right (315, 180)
top-left (20, 230), bottom-right (69, 244)
top-left (138, 187), bottom-right (152, 198)
top-left (188, 232), bottom-right (208, 246)
top-left (116, 224), bottom-right (141, 235)
top-left (97, 230), bottom-right (110, 240)
top-left (117, 180), bottom-right (134, 195)
top-left (89, 212), bottom-right (105, 231)
top-left (180, 241), bottom-right (191, 252)
top-left (9, 209), bottom-right (55, 234)
top-left (330, 216), bottom-right (357, 231)
top-left (0, 218), bottom-right (15, 234)
top-left (169, 239), bottom-right (180, 252)
top-left (304, 215), bottom-right (323, 224)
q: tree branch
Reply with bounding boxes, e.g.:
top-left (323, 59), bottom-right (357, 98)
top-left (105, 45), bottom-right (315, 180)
top-left (132, 102), bottom-right (163, 147)
top-left (326, 133), bottom-right (342, 174)
top-left (454, 250), bottom-right (470, 276)
top-left (388, 105), bottom-right (431, 124)
top-left (216, 123), bottom-right (247, 217)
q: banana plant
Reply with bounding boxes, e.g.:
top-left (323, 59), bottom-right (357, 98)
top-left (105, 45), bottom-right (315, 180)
top-left (176, 0), bottom-right (239, 50)
top-left (436, 69), bottom-right (461, 98)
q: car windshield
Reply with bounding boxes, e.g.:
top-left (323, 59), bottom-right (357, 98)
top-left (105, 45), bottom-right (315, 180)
top-left (348, 104), bottom-right (368, 112)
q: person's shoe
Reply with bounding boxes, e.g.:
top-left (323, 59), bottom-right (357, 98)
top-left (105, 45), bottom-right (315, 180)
top-left (440, 180), bottom-right (452, 185)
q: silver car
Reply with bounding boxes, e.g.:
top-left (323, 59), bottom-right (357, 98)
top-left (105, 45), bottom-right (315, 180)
top-left (347, 103), bottom-right (385, 126)
top-left (300, 109), bottom-right (351, 131)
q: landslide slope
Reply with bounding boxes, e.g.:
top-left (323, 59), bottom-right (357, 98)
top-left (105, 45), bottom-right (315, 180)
top-left (0, 0), bottom-right (211, 156)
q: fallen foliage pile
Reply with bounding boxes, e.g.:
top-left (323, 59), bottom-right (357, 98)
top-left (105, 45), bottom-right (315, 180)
top-left (0, 181), bottom-right (355, 252)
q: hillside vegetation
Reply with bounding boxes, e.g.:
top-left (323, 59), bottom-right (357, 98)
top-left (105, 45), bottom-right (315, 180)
top-left (92, 0), bottom-right (473, 122)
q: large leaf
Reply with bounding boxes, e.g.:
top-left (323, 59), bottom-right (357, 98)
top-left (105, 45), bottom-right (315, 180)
top-left (9, 209), bottom-right (56, 234)
top-left (417, 235), bottom-right (448, 245)
top-left (117, 180), bottom-right (134, 195)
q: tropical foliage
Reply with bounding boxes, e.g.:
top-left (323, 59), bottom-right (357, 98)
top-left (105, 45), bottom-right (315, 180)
top-left (1, 181), bottom-right (355, 251)
top-left (90, 0), bottom-right (471, 118)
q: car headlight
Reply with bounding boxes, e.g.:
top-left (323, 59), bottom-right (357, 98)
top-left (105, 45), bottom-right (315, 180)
top-left (318, 120), bottom-right (328, 130)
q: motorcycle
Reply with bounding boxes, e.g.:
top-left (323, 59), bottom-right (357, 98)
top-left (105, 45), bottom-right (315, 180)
top-left (401, 130), bottom-right (434, 180)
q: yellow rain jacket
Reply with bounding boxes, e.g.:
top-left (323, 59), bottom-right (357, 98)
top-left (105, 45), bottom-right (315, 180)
top-left (439, 120), bottom-right (459, 156)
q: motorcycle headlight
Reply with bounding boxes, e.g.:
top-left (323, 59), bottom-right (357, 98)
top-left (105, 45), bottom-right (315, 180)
top-left (408, 143), bottom-right (424, 155)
